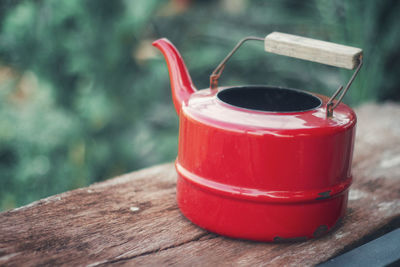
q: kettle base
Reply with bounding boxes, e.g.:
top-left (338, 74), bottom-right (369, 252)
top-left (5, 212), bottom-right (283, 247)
top-left (176, 172), bottom-right (348, 242)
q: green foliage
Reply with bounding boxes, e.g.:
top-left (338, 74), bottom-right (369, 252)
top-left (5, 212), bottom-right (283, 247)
top-left (0, 0), bottom-right (399, 210)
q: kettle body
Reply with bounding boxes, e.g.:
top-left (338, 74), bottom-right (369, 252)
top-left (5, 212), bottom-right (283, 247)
top-left (176, 86), bottom-right (355, 241)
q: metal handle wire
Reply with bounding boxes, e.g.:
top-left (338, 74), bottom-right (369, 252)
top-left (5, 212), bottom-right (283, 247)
top-left (209, 37), bottom-right (264, 91)
top-left (209, 36), bottom-right (363, 118)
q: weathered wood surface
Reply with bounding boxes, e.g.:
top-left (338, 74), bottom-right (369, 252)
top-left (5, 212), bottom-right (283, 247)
top-left (265, 32), bottom-right (362, 69)
top-left (1, 103), bottom-right (399, 267)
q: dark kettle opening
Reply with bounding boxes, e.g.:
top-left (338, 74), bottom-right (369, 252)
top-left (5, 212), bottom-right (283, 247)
top-left (217, 86), bottom-right (322, 112)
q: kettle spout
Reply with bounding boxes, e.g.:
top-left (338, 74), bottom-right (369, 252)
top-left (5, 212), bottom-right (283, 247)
top-left (152, 38), bottom-right (196, 114)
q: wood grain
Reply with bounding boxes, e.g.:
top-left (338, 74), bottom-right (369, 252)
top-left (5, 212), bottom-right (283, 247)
top-left (1, 103), bottom-right (399, 267)
top-left (265, 32), bottom-right (362, 69)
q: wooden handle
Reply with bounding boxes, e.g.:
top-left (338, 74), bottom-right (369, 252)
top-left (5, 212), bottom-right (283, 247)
top-left (265, 32), bottom-right (362, 70)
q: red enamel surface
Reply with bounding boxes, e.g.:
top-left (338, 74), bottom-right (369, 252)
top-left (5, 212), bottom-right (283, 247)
top-left (176, 89), bottom-right (355, 241)
top-left (152, 39), bottom-right (196, 114)
top-left (153, 38), bottom-right (356, 242)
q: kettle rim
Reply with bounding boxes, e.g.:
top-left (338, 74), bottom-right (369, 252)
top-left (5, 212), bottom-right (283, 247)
top-left (216, 85), bottom-right (322, 114)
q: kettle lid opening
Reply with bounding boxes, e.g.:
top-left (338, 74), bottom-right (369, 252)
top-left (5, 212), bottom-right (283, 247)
top-left (217, 86), bottom-right (322, 113)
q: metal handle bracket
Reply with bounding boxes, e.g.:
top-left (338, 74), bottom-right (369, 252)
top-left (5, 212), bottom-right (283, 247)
top-left (326, 55), bottom-right (363, 117)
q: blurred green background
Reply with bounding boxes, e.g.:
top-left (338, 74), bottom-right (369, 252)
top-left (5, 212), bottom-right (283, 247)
top-left (0, 0), bottom-right (399, 211)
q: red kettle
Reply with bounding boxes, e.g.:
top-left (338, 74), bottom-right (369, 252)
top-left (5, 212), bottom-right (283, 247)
top-left (153, 32), bottom-right (363, 242)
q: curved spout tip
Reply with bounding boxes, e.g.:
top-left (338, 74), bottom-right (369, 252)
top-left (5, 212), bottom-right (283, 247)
top-left (151, 38), bottom-right (168, 48)
top-left (152, 38), bottom-right (196, 114)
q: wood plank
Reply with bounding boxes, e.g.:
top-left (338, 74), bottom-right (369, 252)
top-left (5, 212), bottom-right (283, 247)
top-left (265, 32), bottom-right (363, 69)
top-left (0, 103), bottom-right (399, 266)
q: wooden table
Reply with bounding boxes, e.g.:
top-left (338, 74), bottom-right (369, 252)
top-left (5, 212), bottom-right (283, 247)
top-left (1, 103), bottom-right (399, 266)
